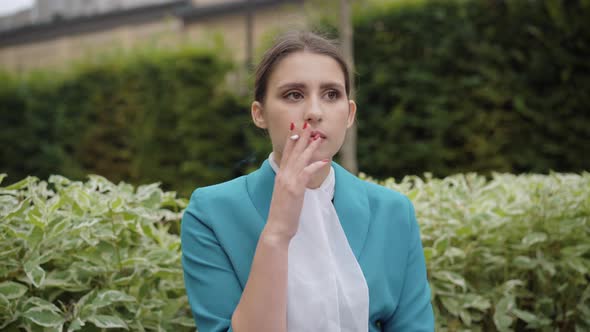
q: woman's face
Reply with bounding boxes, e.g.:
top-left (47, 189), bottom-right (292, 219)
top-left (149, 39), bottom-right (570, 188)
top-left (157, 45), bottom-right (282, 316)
top-left (252, 51), bottom-right (356, 164)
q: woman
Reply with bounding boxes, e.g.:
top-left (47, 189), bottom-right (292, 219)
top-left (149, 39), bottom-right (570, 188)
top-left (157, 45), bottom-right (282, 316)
top-left (181, 31), bottom-right (434, 332)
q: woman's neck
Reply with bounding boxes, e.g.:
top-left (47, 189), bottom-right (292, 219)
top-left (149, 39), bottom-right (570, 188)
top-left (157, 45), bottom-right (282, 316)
top-left (308, 163), bottom-right (331, 189)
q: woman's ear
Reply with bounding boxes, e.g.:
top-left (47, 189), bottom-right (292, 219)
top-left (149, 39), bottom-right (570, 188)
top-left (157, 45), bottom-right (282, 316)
top-left (251, 101), bottom-right (268, 129)
top-left (347, 100), bottom-right (357, 128)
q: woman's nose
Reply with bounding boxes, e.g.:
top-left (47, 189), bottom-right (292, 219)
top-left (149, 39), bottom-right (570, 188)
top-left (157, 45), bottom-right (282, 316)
top-left (304, 99), bottom-right (323, 123)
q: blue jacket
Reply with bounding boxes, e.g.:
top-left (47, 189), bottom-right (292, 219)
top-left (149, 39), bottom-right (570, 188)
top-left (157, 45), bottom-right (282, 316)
top-left (181, 160), bottom-right (434, 331)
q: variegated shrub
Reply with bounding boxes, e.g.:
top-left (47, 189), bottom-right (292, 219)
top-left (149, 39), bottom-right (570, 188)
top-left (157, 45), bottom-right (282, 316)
top-left (366, 172), bottom-right (590, 331)
top-left (0, 174), bottom-right (193, 331)
top-left (1, 172), bottom-right (589, 331)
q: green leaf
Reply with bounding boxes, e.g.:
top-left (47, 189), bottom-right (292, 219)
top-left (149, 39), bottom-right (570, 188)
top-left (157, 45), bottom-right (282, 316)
top-left (459, 309), bottom-right (472, 326)
top-left (91, 290), bottom-right (136, 309)
top-left (24, 261), bottom-right (46, 288)
top-left (445, 247), bottom-right (465, 259)
top-left (513, 256), bottom-right (536, 269)
top-left (4, 197), bottom-right (31, 220)
top-left (423, 247), bottom-right (434, 263)
top-left (522, 232), bottom-right (548, 246)
top-left (562, 244), bottom-right (590, 257)
top-left (493, 312), bottom-right (514, 332)
top-left (513, 308), bottom-right (538, 323)
top-left (465, 294), bottom-right (491, 311)
top-left (67, 318), bottom-right (85, 332)
top-left (435, 237), bottom-right (449, 253)
top-left (87, 315), bottom-right (128, 329)
top-left (4, 176), bottom-right (37, 190)
top-left (496, 295), bottom-right (516, 313)
top-left (567, 258), bottom-right (588, 275)
top-left (493, 295), bottom-right (516, 331)
top-left (22, 307), bottom-right (65, 328)
top-left (0, 281), bottom-right (28, 300)
top-left (171, 316), bottom-right (196, 327)
top-left (441, 296), bottom-right (460, 315)
top-left (435, 271), bottom-right (467, 291)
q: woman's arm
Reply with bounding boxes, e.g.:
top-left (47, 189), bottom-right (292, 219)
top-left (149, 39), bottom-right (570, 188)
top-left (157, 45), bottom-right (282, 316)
top-left (182, 194), bottom-right (242, 332)
top-left (230, 227), bottom-right (290, 331)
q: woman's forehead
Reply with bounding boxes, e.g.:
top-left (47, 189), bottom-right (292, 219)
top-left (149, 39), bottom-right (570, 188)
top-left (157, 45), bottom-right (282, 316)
top-left (268, 52), bottom-right (346, 88)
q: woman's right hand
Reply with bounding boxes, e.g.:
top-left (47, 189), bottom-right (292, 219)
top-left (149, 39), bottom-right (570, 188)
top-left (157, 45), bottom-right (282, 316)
top-left (264, 121), bottom-right (329, 242)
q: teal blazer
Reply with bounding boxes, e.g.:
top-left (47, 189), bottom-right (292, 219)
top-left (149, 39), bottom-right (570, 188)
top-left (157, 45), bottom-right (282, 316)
top-left (181, 160), bottom-right (434, 331)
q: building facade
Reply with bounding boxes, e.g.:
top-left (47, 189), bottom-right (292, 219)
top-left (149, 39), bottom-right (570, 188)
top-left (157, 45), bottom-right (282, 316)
top-left (0, 0), bottom-right (308, 73)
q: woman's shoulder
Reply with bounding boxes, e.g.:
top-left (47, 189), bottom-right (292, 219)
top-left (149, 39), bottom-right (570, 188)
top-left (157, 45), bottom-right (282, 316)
top-left (362, 179), bottom-right (407, 200)
top-left (187, 175), bottom-right (249, 209)
top-left (338, 167), bottom-right (410, 206)
top-left (363, 179), bottom-right (413, 213)
top-left (334, 162), bottom-right (412, 212)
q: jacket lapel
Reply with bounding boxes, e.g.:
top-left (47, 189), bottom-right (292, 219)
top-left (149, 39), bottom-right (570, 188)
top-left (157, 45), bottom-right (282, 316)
top-left (246, 160), bottom-right (275, 223)
top-left (332, 163), bottom-right (370, 260)
top-left (246, 160), bottom-right (370, 260)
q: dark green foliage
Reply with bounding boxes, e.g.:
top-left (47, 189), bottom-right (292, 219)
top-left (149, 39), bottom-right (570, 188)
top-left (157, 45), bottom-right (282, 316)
top-left (0, 48), bottom-right (253, 197)
top-left (1, 0), bottom-right (589, 197)
top-left (354, 0), bottom-right (590, 179)
top-left (0, 73), bottom-right (63, 182)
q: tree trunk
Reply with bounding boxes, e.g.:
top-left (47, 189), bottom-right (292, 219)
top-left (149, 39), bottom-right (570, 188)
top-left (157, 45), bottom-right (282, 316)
top-left (339, 0), bottom-right (358, 174)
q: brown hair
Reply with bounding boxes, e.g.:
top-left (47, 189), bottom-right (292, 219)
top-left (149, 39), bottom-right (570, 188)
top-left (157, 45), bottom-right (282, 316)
top-left (254, 31), bottom-right (350, 103)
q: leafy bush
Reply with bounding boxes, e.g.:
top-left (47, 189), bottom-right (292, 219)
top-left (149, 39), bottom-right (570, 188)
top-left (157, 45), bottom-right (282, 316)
top-left (0, 174), bottom-right (194, 331)
top-left (0, 46), bottom-right (253, 198)
top-left (367, 171), bottom-right (590, 331)
top-left (354, 0), bottom-right (590, 178)
top-left (2, 171), bottom-right (588, 331)
top-left (3, 0), bottom-right (590, 196)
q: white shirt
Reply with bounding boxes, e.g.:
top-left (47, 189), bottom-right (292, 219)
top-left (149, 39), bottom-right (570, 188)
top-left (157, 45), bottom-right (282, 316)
top-left (268, 153), bottom-right (369, 332)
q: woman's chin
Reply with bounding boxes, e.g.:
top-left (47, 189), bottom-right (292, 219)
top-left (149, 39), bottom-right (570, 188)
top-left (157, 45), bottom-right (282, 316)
top-left (311, 150), bottom-right (334, 164)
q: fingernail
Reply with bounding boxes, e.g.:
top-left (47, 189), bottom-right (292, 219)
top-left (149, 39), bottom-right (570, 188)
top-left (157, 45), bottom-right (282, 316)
top-left (303, 122), bottom-right (308, 129)
top-left (290, 134), bottom-right (300, 140)
top-left (290, 122), bottom-right (294, 131)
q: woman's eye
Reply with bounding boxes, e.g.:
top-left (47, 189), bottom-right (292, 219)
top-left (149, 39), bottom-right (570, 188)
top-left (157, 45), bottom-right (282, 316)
top-left (326, 90), bottom-right (340, 100)
top-left (285, 91), bottom-right (303, 101)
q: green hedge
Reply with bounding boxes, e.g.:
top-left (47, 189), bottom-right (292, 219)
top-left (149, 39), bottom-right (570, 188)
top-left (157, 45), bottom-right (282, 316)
top-left (1, 0), bottom-right (589, 195)
top-left (354, 0), bottom-right (590, 178)
top-left (0, 47), bottom-right (253, 198)
top-left (2, 172), bottom-right (588, 331)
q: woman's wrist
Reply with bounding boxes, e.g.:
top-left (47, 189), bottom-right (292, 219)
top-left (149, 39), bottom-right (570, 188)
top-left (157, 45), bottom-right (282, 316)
top-left (260, 225), bottom-right (293, 248)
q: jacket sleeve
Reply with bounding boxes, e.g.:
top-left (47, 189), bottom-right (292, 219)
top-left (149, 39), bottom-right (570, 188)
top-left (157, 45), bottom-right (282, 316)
top-left (181, 189), bottom-right (239, 332)
top-left (383, 197), bottom-right (435, 331)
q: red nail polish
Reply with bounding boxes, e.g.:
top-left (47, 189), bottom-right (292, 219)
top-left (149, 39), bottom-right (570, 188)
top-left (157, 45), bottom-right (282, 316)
top-left (303, 122), bottom-right (308, 129)
top-left (290, 122), bottom-right (295, 131)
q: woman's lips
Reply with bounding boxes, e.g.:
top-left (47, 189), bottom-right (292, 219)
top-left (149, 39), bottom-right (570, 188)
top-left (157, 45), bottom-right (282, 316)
top-left (310, 130), bottom-right (327, 139)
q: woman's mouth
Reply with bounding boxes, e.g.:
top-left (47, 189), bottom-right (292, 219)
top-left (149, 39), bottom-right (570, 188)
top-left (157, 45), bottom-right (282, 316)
top-left (310, 130), bottom-right (327, 140)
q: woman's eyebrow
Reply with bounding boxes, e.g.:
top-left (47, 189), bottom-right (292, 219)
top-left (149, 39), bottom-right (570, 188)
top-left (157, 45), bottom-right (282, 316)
top-left (277, 82), bottom-right (344, 91)
top-left (277, 82), bottom-right (307, 91)
top-left (320, 82), bottom-right (345, 90)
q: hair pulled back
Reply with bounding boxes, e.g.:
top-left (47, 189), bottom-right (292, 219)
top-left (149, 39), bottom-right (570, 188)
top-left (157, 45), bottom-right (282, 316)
top-left (254, 31), bottom-right (350, 103)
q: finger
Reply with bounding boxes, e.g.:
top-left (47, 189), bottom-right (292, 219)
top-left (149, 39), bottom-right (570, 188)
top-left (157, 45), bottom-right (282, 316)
top-left (301, 158), bottom-right (331, 180)
top-left (295, 135), bottom-right (324, 169)
top-left (280, 122), bottom-right (300, 166)
top-left (289, 121), bottom-right (311, 162)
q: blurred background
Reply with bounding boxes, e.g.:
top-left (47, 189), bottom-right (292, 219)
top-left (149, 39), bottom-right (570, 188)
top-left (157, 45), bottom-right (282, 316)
top-left (1, 0), bottom-right (588, 197)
